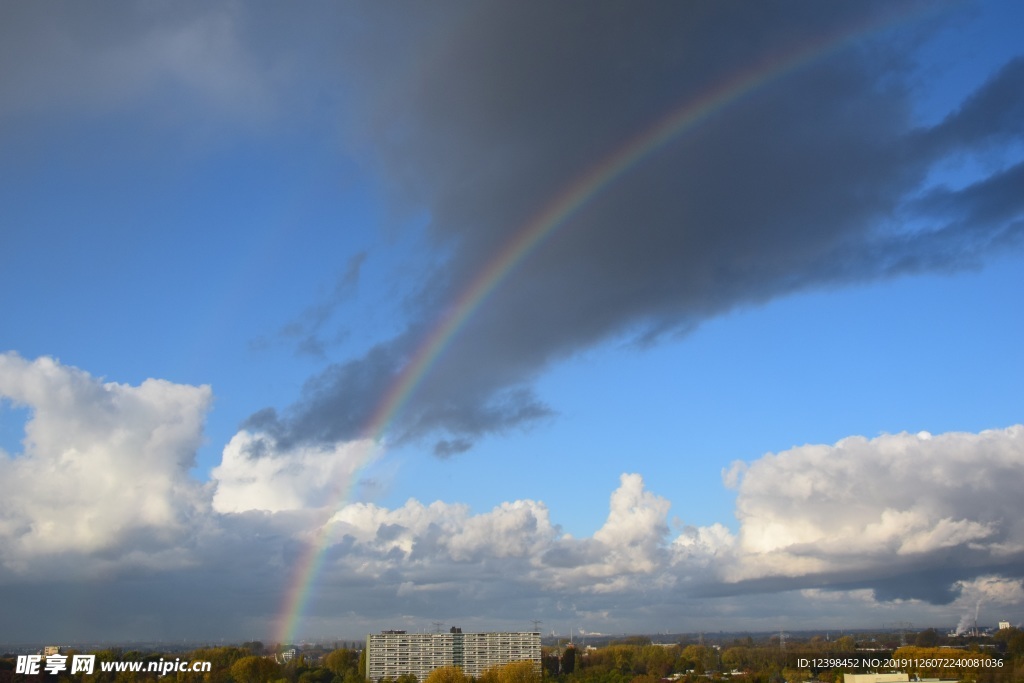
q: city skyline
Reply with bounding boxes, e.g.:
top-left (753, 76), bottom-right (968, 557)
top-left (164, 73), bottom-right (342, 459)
top-left (1, 1), bottom-right (1023, 642)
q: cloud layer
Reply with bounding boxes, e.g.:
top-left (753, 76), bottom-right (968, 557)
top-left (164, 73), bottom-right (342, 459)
top-left (2, 354), bottom-right (1022, 640)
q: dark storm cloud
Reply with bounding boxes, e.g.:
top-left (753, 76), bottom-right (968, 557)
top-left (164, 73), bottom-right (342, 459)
top-left (244, 2), bottom-right (1024, 452)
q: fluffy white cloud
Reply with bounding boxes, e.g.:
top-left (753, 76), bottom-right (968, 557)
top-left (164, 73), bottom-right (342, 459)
top-left (544, 473), bottom-right (677, 593)
top-left (2, 360), bottom-right (1023, 639)
top-left (326, 496), bottom-right (559, 570)
top-left (449, 500), bottom-right (558, 561)
top-left (0, 353), bottom-right (210, 572)
top-left (317, 474), bottom-right (678, 601)
top-left (593, 473), bottom-right (670, 571)
top-left (212, 431), bottom-right (379, 513)
top-left (723, 426), bottom-right (1024, 581)
top-left (671, 522), bottom-right (736, 568)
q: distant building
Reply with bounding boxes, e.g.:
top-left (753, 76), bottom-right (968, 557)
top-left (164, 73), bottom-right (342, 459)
top-left (998, 621), bottom-right (1011, 630)
top-left (279, 648), bottom-right (298, 663)
top-left (843, 676), bottom-right (960, 683)
top-left (366, 628), bottom-right (541, 682)
top-left (843, 675), bottom-right (909, 683)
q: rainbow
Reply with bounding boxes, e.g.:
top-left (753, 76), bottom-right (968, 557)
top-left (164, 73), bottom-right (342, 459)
top-left (273, 4), bottom-right (941, 645)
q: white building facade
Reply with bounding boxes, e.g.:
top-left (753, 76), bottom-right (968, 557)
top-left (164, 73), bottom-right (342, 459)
top-left (366, 630), bottom-right (541, 682)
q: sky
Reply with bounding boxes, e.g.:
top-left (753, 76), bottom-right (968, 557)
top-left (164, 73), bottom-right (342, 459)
top-left (1, 0), bottom-right (1023, 645)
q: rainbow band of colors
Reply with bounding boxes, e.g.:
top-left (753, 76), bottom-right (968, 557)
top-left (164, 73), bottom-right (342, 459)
top-left (275, 3), bottom-right (940, 646)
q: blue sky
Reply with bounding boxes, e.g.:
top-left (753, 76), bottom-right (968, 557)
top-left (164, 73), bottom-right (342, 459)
top-left (1, 1), bottom-right (1023, 643)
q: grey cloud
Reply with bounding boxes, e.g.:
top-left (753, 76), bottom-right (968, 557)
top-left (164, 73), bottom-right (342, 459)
top-left (0, 3), bottom-right (280, 127)
top-left (241, 2), bottom-right (1024, 450)
top-left (248, 331), bottom-right (554, 451)
top-left (242, 342), bottom-right (402, 446)
top-left (433, 438), bottom-right (473, 459)
top-left (376, 523), bottom-right (407, 543)
top-left (542, 540), bottom-right (609, 570)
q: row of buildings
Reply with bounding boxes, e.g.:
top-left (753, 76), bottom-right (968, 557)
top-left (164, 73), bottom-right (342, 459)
top-left (366, 628), bottom-right (541, 682)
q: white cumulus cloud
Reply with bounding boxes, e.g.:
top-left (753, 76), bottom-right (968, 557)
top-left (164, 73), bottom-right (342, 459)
top-left (2, 358), bottom-right (1022, 638)
top-left (722, 426), bottom-right (1024, 587)
top-left (0, 352), bottom-right (210, 573)
top-left (212, 431), bottom-right (379, 513)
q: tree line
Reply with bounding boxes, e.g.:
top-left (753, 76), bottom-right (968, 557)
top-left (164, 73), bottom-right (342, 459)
top-left (2, 628), bottom-right (1023, 683)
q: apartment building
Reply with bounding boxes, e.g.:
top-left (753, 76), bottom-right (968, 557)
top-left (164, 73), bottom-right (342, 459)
top-left (366, 628), bottom-right (541, 682)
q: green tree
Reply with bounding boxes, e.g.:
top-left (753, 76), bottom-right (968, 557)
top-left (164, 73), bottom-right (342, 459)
top-left (326, 649), bottom-right (362, 678)
top-left (639, 645), bottom-right (675, 678)
top-left (994, 627), bottom-right (1024, 658)
top-left (498, 660), bottom-right (541, 683)
top-left (231, 655), bottom-right (283, 683)
top-left (833, 636), bottom-right (855, 652)
top-left (721, 647), bottom-right (750, 672)
top-left (299, 669), bottom-right (335, 683)
top-left (424, 666), bottom-right (469, 683)
top-left (609, 645), bottom-right (636, 674)
top-left (478, 666), bottom-right (502, 683)
top-left (561, 645), bottom-right (577, 675)
top-left (680, 645), bottom-right (711, 674)
top-left (781, 667), bottom-right (808, 683)
top-left (893, 645), bottom-right (994, 681)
